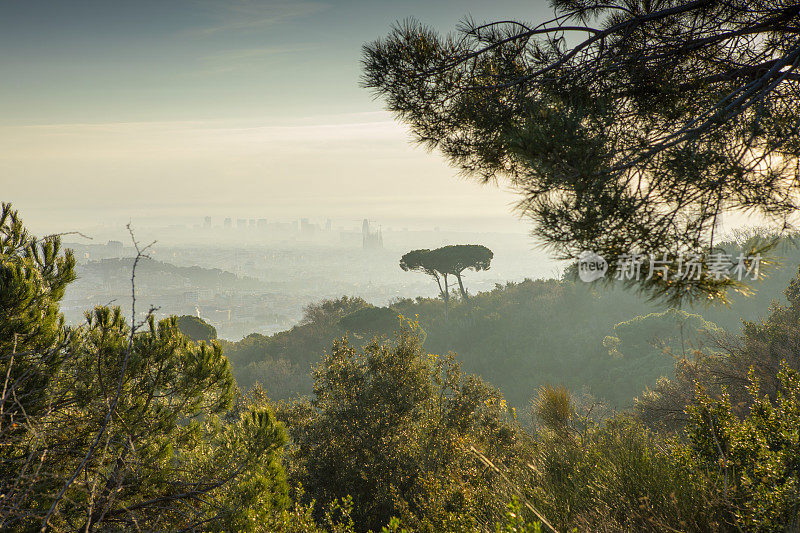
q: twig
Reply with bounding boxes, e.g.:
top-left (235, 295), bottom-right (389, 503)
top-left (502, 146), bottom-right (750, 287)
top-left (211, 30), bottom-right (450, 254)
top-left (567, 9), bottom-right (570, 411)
top-left (40, 224), bottom-right (155, 531)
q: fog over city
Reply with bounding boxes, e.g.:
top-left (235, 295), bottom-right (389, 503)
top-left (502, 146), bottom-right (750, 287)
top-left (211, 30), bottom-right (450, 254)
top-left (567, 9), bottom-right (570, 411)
top-left (0, 0), bottom-right (569, 341)
top-left (60, 217), bottom-right (560, 340)
top-left (2, 0), bottom-right (549, 236)
top-left (5, 1), bottom-right (800, 530)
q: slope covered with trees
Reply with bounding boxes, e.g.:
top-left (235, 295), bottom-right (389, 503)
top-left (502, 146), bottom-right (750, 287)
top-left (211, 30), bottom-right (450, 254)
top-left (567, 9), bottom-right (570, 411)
top-left (7, 1), bottom-right (800, 528)
top-left (7, 203), bottom-right (800, 530)
top-left (224, 234), bottom-right (800, 410)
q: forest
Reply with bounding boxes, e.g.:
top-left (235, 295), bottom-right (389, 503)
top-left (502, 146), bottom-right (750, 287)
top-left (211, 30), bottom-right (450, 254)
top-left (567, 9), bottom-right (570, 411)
top-left (4, 211), bottom-right (800, 532)
top-left (223, 233), bottom-right (800, 412)
top-left (5, 0), bottom-right (800, 531)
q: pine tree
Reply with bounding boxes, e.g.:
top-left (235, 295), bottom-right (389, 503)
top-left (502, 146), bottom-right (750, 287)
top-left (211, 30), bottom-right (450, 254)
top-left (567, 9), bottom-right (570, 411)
top-left (0, 204), bottom-right (289, 531)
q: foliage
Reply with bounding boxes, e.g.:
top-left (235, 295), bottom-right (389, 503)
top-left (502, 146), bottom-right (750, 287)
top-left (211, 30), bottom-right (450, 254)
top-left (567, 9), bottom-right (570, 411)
top-left (494, 499), bottom-right (542, 533)
top-left (400, 248), bottom-right (452, 317)
top-left (0, 205), bottom-right (289, 531)
top-left (605, 308), bottom-right (720, 360)
top-left (279, 320), bottom-right (533, 532)
top-left (400, 245), bottom-right (494, 317)
top-left (686, 365), bottom-right (800, 530)
top-left (177, 314), bottom-right (218, 342)
top-left (0, 202), bottom-right (75, 420)
top-left (238, 357), bottom-right (313, 401)
top-left (363, 2), bottom-right (800, 303)
top-left (531, 384), bottom-right (572, 432)
top-left (227, 239), bottom-right (800, 411)
top-left (338, 306), bottom-right (402, 339)
top-left (601, 308), bottom-right (721, 404)
top-left (433, 244), bottom-right (494, 300)
top-left (11, 202), bottom-right (800, 531)
top-left (527, 416), bottom-right (726, 532)
top-left (300, 296), bottom-right (371, 327)
top-left (222, 296), bottom-right (371, 392)
top-left (638, 263), bottom-right (800, 430)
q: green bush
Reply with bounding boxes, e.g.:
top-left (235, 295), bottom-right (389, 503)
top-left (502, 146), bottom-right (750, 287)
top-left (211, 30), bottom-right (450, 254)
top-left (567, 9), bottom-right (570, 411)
top-left (686, 364), bottom-right (800, 531)
top-left (279, 319), bottom-right (533, 532)
top-left (0, 205), bottom-right (289, 531)
top-left (529, 417), bottom-right (725, 531)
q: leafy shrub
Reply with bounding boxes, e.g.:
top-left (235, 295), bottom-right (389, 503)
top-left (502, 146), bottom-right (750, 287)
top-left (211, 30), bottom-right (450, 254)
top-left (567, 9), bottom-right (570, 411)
top-left (686, 364), bottom-right (800, 531)
top-left (638, 265), bottom-right (800, 430)
top-left (0, 204), bottom-right (289, 531)
top-left (530, 417), bottom-right (724, 532)
top-left (279, 320), bottom-right (533, 532)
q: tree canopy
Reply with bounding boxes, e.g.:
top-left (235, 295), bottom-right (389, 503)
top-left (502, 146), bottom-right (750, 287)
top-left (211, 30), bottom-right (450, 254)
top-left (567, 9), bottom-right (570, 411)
top-left (177, 314), bottom-right (218, 342)
top-left (400, 245), bottom-right (494, 316)
top-left (400, 248), bottom-right (452, 316)
top-left (337, 306), bottom-right (401, 338)
top-left (363, 1), bottom-right (800, 303)
top-left (435, 244), bottom-right (493, 299)
top-left (10, 200), bottom-right (800, 529)
top-left (0, 204), bottom-right (289, 531)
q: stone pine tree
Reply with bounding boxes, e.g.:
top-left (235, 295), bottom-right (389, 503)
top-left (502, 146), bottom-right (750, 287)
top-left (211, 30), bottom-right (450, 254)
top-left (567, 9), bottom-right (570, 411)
top-left (364, 1), bottom-right (800, 304)
top-left (400, 248), bottom-right (452, 318)
top-left (434, 244), bottom-right (493, 300)
top-left (400, 245), bottom-right (493, 318)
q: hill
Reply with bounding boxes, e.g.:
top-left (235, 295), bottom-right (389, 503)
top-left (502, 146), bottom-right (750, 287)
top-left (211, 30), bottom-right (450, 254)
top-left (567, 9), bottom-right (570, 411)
top-left (223, 237), bottom-right (800, 410)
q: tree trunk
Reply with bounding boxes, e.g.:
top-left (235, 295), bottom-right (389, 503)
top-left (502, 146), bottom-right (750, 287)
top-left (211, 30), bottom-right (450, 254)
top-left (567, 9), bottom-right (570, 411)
top-left (455, 271), bottom-right (469, 300)
top-left (443, 273), bottom-right (449, 320)
top-left (433, 272), bottom-right (444, 299)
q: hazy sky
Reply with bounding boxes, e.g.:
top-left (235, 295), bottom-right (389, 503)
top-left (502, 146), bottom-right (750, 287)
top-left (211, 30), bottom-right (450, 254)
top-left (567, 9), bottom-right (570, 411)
top-left (1, 0), bottom-right (556, 235)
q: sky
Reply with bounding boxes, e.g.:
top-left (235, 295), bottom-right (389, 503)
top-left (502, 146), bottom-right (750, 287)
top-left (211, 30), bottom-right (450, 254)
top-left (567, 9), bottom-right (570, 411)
top-left (0, 0), bottom-right (556, 235)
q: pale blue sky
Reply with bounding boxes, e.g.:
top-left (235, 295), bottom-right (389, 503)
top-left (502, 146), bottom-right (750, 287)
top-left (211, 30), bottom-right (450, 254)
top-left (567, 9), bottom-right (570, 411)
top-left (0, 0), bottom-right (556, 234)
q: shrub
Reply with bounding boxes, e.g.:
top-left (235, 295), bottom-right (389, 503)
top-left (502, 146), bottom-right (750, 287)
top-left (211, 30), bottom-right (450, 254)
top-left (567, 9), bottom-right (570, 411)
top-left (280, 320), bottom-right (532, 532)
top-left (686, 364), bottom-right (800, 531)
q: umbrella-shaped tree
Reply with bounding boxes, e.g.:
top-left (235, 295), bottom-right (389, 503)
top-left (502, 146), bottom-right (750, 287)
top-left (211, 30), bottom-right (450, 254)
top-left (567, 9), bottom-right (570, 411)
top-left (434, 244), bottom-right (493, 300)
top-left (400, 245), bottom-right (493, 318)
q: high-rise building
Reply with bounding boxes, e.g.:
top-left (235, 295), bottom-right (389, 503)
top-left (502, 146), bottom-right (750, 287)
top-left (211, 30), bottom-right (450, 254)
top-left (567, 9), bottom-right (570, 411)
top-left (362, 219), bottom-right (383, 249)
top-left (224, 217), bottom-right (232, 229)
top-left (203, 216), bottom-right (212, 228)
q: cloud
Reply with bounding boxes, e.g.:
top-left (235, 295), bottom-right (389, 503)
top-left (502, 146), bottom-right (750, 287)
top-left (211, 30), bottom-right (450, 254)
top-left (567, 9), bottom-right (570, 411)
top-left (190, 1), bottom-right (329, 35)
top-left (0, 112), bottom-right (409, 161)
top-left (0, 111), bottom-right (527, 234)
top-left (196, 45), bottom-right (318, 74)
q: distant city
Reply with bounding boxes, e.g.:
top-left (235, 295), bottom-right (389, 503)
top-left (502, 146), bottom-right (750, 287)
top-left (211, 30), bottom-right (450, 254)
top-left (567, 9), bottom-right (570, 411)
top-left (61, 217), bottom-right (560, 340)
